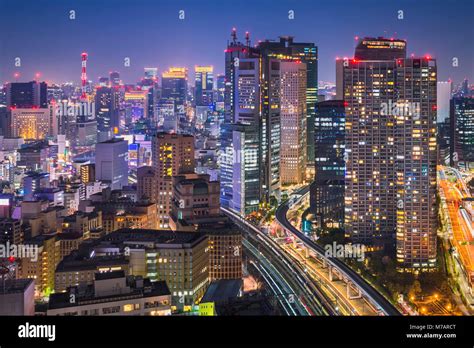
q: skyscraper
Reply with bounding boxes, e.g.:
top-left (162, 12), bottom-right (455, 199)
top-left (220, 31), bottom-right (318, 212)
top-left (310, 100), bottom-right (345, 229)
top-left (395, 57), bottom-right (437, 270)
top-left (231, 124), bottom-right (261, 215)
top-left (161, 67), bottom-right (187, 112)
top-left (95, 87), bottom-right (119, 142)
top-left (279, 61), bottom-right (307, 185)
top-left (340, 37), bottom-right (437, 270)
top-left (195, 66), bottom-right (214, 106)
top-left (223, 29), bottom-right (258, 124)
top-left (216, 74), bottom-right (225, 103)
top-left (437, 81), bottom-right (452, 123)
top-left (341, 38), bottom-right (402, 248)
top-left (450, 97), bottom-right (474, 166)
top-left (151, 133), bottom-right (195, 228)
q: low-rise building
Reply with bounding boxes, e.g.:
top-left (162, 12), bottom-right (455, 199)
top-left (47, 271), bottom-right (171, 316)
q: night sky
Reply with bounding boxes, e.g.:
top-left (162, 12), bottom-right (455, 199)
top-left (1, 0), bottom-right (473, 86)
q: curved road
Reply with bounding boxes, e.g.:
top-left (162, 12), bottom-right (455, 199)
top-left (275, 185), bottom-right (401, 316)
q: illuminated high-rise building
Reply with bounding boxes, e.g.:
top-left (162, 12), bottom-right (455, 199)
top-left (310, 100), bottom-right (345, 229)
top-left (161, 67), bottom-right (187, 112)
top-left (340, 37), bottom-right (437, 270)
top-left (151, 133), bottom-right (195, 228)
top-left (279, 61), bottom-right (307, 185)
top-left (340, 38), bottom-right (403, 248)
top-left (450, 97), bottom-right (474, 166)
top-left (195, 66), bottom-right (214, 106)
top-left (95, 87), bottom-right (120, 142)
top-left (216, 74), bottom-right (225, 103)
top-left (395, 57), bottom-right (437, 270)
top-left (220, 31), bottom-right (317, 211)
top-left (437, 81), bottom-right (452, 123)
top-left (220, 29), bottom-right (259, 210)
top-left (223, 28), bottom-right (258, 124)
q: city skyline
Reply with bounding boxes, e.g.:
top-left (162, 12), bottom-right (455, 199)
top-left (1, 1), bottom-right (474, 342)
top-left (1, 0), bottom-right (473, 86)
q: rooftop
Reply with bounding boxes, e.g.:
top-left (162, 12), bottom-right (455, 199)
top-left (201, 279), bottom-right (243, 304)
top-left (0, 279), bottom-right (34, 295)
top-left (48, 278), bottom-right (170, 310)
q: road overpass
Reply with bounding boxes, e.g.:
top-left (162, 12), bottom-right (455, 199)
top-left (274, 186), bottom-right (401, 316)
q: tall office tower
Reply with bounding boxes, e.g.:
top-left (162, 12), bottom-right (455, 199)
top-left (95, 87), bottom-right (119, 142)
top-left (220, 29), bottom-right (258, 210)
top-left (395, 57), bottom-right (437, 270)
top-left (219, 123), bottom-right (235, 208)
top-left (232, 124), bottom-right (261, 215)
top-left (224, 28), bottom-right (258, 124)
top-left (310, 100), bottom-right (345, 229)
top-left (230, 58), bottom-right (262, 214)
top-left (195, 66), bottom-right (214, 106)
top-left (276, 37), bottom-right (318, 169)
top-left (221, 31), bottom-right (318, 211)
top-left (437, 81), bottom-right (452, 123)
top-left (124, 90), bottom-right (149, 122)
top-left (450, 97), bottom-right (474, 166)
top-left (6, 81), bottom-right (48, 108)
top-left (279, 61), bottom-right (307, 185)
top-left (151, 133), bottom-right (195, 228)
top-left (216, 74), bottom-right (225, 103)
top-left (11, 108), bottom-right (51, 140)
top-left (110, 71), bottom-right (120, 86)
top-left (95, 138), bottom-right (129, 190)
top-left (161, 67), bottom-right (188, 112)
top-left (258, 37), bottom-right (318, 175)
top-left (256, 36), bottom-right (317, 200)
top-left (341, 37), bottom-right (406, 248)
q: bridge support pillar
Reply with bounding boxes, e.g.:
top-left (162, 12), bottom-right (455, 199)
top-left (328, 265), bottom-right (333, 282)
top-left (346, 282), bottom-right (362, 300)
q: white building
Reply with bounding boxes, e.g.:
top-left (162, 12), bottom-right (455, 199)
top-left (437, 81), bottom-right (452, 123)
top-left (0, 279), bottom-right (35, 315)
top-left (47, 271), bottom-right (171, 316)
top-left (95, 138), bottom-right (129, 190)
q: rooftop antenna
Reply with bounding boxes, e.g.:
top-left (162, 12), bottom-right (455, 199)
top-left (81, 52), bottom-right (88, 100)
top-left (231, 27), bottom-right (237, 44)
